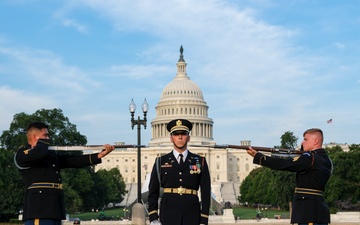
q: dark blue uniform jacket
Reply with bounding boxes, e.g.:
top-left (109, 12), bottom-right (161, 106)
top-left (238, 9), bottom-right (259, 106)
top-left (148, 151), bottom-right (211, 225)
top-left (15, 139), bottom-right (101, 221)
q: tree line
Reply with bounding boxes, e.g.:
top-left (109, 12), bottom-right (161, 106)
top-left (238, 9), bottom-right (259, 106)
top-left (0, 109), bottom-right (127, 221)
top-left (239, 131), bottom-right (360, 212)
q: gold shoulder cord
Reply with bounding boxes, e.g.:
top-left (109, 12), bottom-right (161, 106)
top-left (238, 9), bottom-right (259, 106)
top-left (259, 155), bottom-right (266, 165)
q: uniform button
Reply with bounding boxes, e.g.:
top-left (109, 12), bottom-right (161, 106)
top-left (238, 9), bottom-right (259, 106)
top-left (53, 164), bottom-right (55, 167)
top-left (179, 172), bottom-right (182, 175)
top-left (39, 191), bottom-right (42, 193)
top-left (179, 179), bottom-right (183, 182)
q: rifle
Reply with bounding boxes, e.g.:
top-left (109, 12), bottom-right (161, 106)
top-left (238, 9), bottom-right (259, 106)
top-left (190, 144), bottom-right (304, 155)
top-left (48, 145), bottom-right (144, 151)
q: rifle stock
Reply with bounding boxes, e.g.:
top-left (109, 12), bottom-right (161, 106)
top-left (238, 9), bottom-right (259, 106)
top-left (190, 144), bottom-right (304, 155)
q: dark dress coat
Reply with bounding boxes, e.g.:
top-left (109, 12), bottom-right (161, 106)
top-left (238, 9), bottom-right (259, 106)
top-left (148, 150), bottom-right (211, 225)
top-left (253, 148), bottom-right (332, 224)
top-left (15, 139), bottom-right (101, 221)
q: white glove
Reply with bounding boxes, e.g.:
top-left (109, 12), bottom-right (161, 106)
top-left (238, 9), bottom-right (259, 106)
top-left (150, 220), bottom-right (162, 225)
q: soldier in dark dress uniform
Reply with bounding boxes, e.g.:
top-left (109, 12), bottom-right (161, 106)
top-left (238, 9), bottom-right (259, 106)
top-left (14, 122), bottom-right (115, 225)
top-left (246, 128), bottom-right (332, 225)
top-left (148, 119), bottom-right (211, 225)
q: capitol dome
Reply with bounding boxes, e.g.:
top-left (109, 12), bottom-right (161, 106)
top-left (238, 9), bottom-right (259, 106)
top-left (161, 77), bottom-right (204, 101)
top-left (160, 47), bottom-right (204, 101)
top-left (149, 46), bottom-right (215, 146)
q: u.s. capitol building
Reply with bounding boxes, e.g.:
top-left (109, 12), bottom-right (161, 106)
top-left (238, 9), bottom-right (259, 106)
top-left (95, 47), bottom-right (260, 206)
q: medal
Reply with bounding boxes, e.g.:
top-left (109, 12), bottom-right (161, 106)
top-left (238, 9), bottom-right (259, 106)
top-left (189, 165), bottom-right (194, 174)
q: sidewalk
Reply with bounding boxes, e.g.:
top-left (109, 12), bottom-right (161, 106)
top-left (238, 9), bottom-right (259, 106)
top-left (62, 212), bottom-right (360, 225)
top-left (62, 219), bottom-right (358, 225)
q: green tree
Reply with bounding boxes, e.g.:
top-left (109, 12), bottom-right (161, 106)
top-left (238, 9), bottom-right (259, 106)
top-left (0, 149), bottom-right (24, 221)
top-left (326, 145), bottom-right (343, 154)
top-left (0, 108), bottom-right (87, 152)
top-left (325, 145), bottom-right (360, 210)
top-left (107, 168), bottom-right (126, 204)
top-left (271, 170), bottom-right (295, 210)
top-left (85, 168), bottom-right (126, 211)
top-left (272, 131), bottom-right (298, 210)
top-left (240, 167), bottom-right (295, 210)
top-left (239, 168), bottom-right (260, 204)
top-left (62, 167), bottom-right (95, 213)
top-left (279, 131), bottom-right (298, 150)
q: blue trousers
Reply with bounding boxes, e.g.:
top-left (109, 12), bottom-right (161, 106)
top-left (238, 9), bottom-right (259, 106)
top-left (25, 219), bottom-right (62, 225)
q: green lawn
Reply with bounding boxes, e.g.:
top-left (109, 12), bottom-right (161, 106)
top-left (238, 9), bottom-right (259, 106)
top-left (69, 208), bottom-right (127, 221)
top-left (70, 206), bottom-right (289, 221)
top-left (232, 206), bottom-right (289, 219)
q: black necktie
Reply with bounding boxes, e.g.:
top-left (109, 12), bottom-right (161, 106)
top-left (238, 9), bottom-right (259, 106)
top-left (179, 154), bottom-right (184, 166)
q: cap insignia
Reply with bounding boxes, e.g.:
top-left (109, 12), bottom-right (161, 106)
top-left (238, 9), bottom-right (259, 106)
top-left (176, 120), bottom-right (182, 126)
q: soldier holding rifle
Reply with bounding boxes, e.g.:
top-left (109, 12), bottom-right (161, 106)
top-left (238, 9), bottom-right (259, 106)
top-left (14, 122), bottom-right (115, 225)
top-left (246, 128), bottom-right (332, 225)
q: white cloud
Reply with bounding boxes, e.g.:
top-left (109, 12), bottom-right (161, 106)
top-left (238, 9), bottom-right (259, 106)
top-left (109, 64), bottom-right (170, 79)
top-left (0, 86), bottom-right (57, 131)
top-left (332, 42), bottom-right (346, 50)
top-left (62, 19), bottom-right (88, 33)
top-left (0, 45), bottom-right (101, 93)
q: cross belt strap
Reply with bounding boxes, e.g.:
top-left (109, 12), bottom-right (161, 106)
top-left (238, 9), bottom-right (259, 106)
top-left (294, 187), bottom-right (323, 196)
top-left (163, 187), bottom-right (197, 195)
top-left (28, 182), bottom-right (63, 190)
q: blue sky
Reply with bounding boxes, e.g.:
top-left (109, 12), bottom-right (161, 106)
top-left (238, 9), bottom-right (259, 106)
top-left (1, 0), bottom-right (359, 147)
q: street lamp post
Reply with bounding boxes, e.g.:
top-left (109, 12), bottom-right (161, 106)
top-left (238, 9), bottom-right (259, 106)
top-left (129, 98), bottom-right (148, 225)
